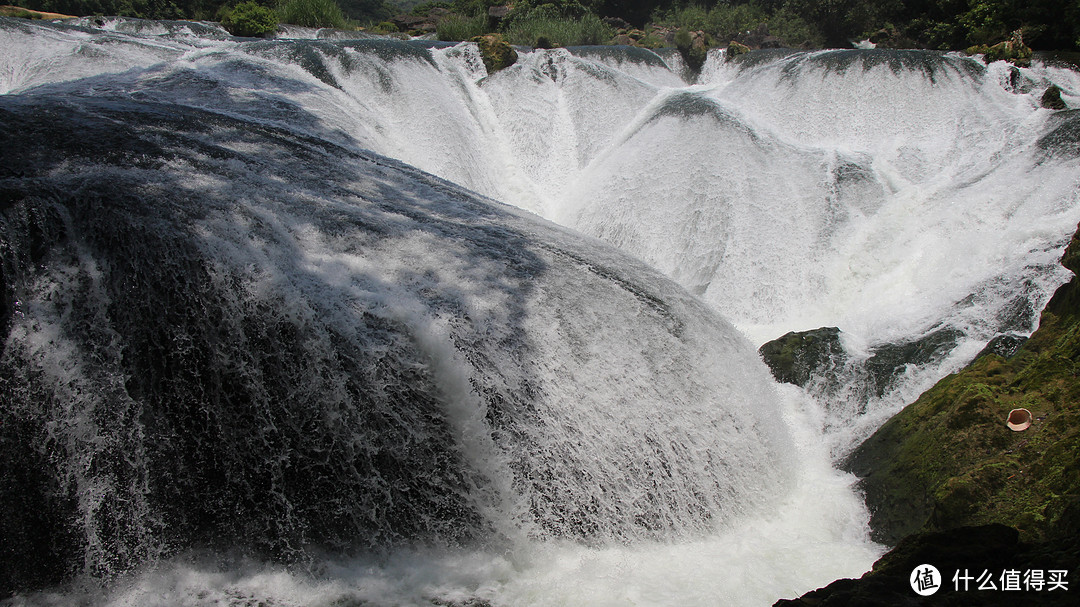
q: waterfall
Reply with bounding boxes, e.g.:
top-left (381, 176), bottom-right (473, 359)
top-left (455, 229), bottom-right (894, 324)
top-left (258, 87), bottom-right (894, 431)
top-left (2, 15), bottom-right (1079, 606)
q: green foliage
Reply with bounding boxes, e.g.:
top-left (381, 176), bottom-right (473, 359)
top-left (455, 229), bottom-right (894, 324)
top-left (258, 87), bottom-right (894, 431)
top-left (277, 0), bottom-right (346, 28)
top-left (502, 12), bottom-right (614, 47)
top-left (370, 19), bottom-right (397, 33)
top-left (21, 0), bottom-right (192, 19)
top-left (336, 0), bottom-right (393, 23)
top-left (411, 0), bottom-right (450, 15)
top-left (221, 0), bottom-right (278, 36)
top-left (436, 12), bottom-right (486, 40)
top-left (766, 6), bottom-right (823, 47)
top-left (502, 0), bottom-right (593, 29)
top-left (448, 0), bottom-right (501, 18)
top-left (656, 2), bottom-right (768, 37)
top-left (14, 0), bottom-right (1080, 51)
top-left (650, 2), bottom-right (822, 49)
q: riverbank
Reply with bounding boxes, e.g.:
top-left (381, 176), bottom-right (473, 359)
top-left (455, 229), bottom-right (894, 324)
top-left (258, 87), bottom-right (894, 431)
top-left (775, 220), bottom-right (1080, 602)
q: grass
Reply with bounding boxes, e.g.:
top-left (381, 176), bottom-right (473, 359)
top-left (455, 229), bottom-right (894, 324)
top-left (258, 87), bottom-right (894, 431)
top-left (502, 13), bottom-right (613, 48)
top-left (436, 13), bottom-right (486, 42)
top-left (277, 0), bottom-right (347, 29)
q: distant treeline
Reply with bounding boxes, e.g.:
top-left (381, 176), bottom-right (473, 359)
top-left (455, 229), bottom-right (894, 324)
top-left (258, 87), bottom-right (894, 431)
top-left (16, 0), bottom-right (397, 24)
top-left (15, 0), bottom-right (1080, 50)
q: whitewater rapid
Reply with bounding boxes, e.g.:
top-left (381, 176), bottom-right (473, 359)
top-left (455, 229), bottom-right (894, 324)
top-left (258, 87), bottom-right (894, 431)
top-left (2, 15), bottom-right (1080, 607)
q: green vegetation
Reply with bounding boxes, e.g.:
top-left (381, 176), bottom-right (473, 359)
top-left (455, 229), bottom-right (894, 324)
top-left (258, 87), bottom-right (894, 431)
top-left (436, 13), bottom-right (485, 41)
top-left (220, 0), bottom-right (278, 36)
top-left (0, 5), bottom-right (51, 17)
top-left (277, 0), bottom-right (347, 28)
top-left (503, 12), bottom-right (614, 47)
top-left (846, 224), bottom-right (1080, 546)
top-left (8, 0), bottom-right (1080, 51)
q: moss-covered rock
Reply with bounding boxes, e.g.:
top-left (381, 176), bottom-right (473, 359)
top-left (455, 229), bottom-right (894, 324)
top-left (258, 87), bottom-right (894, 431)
top-left (845, 224), bottom-right (1080, 546)
top-left (759, 327), bottom-right (845, 388)
top-left (726, 40), bottom-right (751, 61)
top-left (675, 29), bottom-right (709, 72)
top-left (966, 30), bottom-right (1033, 67)
top-left (470, 33), bottom-right (517, 74)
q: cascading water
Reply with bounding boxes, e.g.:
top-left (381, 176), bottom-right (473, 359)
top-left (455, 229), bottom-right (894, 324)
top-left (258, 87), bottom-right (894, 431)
top-left (1, 15), bottom-right (1079, 607)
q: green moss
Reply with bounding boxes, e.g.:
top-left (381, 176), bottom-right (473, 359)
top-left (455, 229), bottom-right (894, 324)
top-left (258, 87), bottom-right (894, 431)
top-left (470, 33), bottom-right (517, 73)
top-left (846, 222), bottom-right (1080, 546)
top-left (758, 326), bottom-right (844, 388)
top-left (726, 40), bottom-right (750, 60)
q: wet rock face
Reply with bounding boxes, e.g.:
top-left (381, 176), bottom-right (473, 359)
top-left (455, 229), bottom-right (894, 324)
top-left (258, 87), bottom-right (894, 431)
top-left (863, 328), bottom-right (963, 399)
top-left (758, 326), bottom-right (961, 399)
top-left (843, 223), bottom-right (1080, 549)
top-left (758, 327), bottom-right (845, 388)
top-left (773, 524), bottom-right (1080, 607)
top-left (974, 333), bottom-right (1028, 361)
top-left (1042, 84), bottom-right (1067, 110)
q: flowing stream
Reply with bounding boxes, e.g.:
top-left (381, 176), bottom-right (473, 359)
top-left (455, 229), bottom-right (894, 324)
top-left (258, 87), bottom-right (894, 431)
top-left (2, 16), bottom-right (1080, 607)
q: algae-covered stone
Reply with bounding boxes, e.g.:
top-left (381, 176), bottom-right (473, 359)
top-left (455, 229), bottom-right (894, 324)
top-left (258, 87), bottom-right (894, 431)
top-left (759, 327), bottom-right (845, 388)
top-left (726, 41), bottom-right (750, 61)
top-left (470, 33), bottom-right (517, 74)
top-left (844, 223), bottom-right (1080, 547)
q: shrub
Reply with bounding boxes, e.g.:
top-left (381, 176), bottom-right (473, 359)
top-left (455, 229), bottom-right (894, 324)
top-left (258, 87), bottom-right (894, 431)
top-left (766, 7), bottom-right (824, 48)
top-left (221, 1), bottom-right (280, 37)
top-left (277, 0), bottom-right (347, 29)
top-left (370, 20), bottom-right (398, 33)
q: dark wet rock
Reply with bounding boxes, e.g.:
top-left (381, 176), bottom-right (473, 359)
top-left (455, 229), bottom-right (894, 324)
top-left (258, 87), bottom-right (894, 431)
top-left (974, 333), bottom-right (1028, 361)
top-left (774, 524), bottom-right (1080, 606)
top-left (864, 328), bottom-right (963, 398)
top-left (759, 327), bottom-right (845, 388)
top-left (391, 14), bottom-right (433, 33)
top-left (1042, 84), bottom-right (1067, 110)
top-left (674, 29), bottom-right (710, 72)
top-left (1037, 109), bottom-right (1080, 160)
